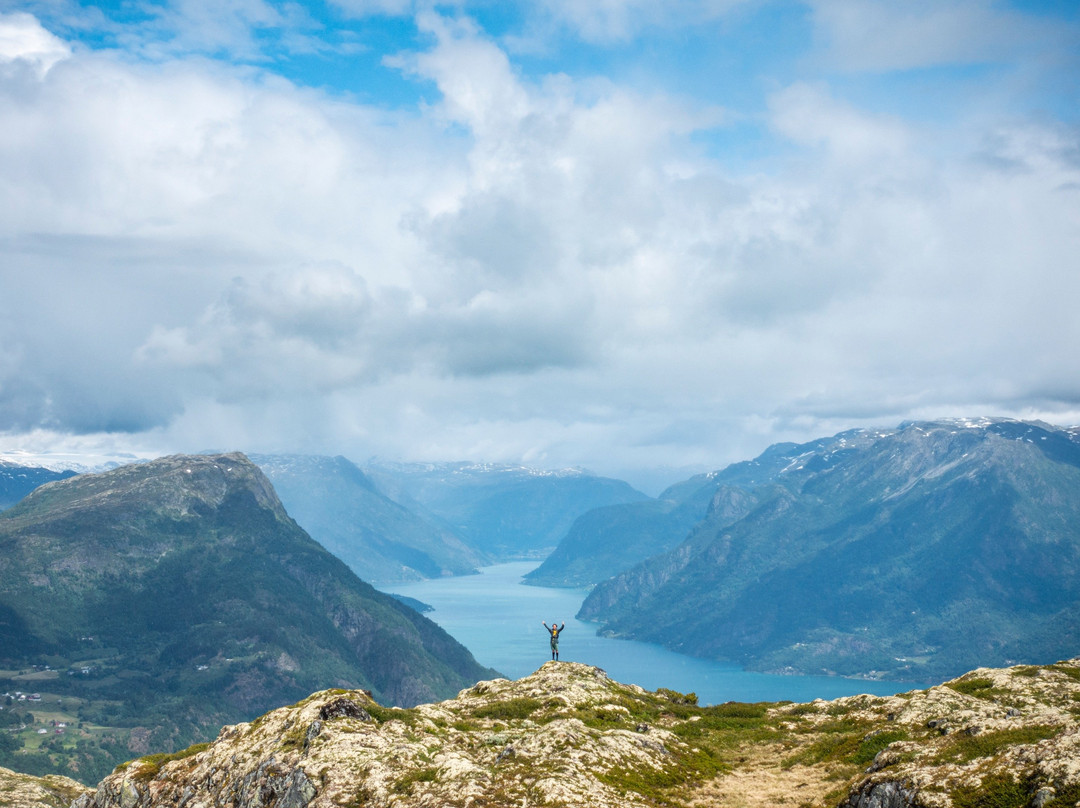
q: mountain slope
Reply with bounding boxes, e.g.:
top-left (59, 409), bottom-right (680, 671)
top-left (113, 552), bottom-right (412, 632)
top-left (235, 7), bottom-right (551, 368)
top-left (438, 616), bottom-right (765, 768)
top-left (0, 453), bottom-right (497, 783)
top-left (522, 438), bottom-right (847, 588)
top-left (364, 461), bottom-right (648, 559)
top-left (78, 657), bottom-right (1080, 808)
top-left (252, 454), bottom-right (486, 583)
top-left (0, 462), bottom-right (76, 511)
top-left (580, 419), bottom-right (1080, 681)
top-left (523, 498), bottom-right (701, 588)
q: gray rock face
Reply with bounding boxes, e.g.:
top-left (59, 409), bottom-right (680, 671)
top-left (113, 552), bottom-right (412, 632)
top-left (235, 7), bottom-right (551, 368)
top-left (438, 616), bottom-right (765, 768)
top-left (318, 697), bottom-right (371, 722)
top-left (839, 781), bottom-right (918, 808)
top-left (233, 762), bottom-right (316, 808)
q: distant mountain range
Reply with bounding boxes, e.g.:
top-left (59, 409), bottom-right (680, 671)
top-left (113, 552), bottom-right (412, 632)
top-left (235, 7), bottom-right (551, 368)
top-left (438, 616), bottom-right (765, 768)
top-left (251, 454), bottom-right (488, 583)
top-left (577, 419), bottom-right (1080, 682)
top-left (0, 453), bottom-right (496, 783)
top-left (362, 460), bottom-right (648, 559)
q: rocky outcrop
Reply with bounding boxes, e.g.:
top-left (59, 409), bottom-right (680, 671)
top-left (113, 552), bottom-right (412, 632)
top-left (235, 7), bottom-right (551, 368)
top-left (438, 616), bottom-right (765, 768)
top-left (78, 663), bottom-right (710, 808)
top-left (78, 658), bottom-right (1080, 808)
top-left (0, 765), bottom-right (89, 808)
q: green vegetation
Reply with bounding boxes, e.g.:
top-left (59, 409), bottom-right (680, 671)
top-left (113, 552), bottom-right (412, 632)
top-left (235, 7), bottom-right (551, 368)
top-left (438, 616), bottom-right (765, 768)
top-left (951, 772), bottom-right (1030, 808)
top-left (391, 766), bottom-right (438, 794)
top-left (597, 745), bottom-right (724, 805)
top-left (655, 688), bottom-right (698, 706)
top-left (934, 725), bottom-right (1061, 765)
top-left (947, 677), bottom-right (1004, 699)
top-left (363, 705), bottom-right (421, 726)
top-left (130, 742), bottom-right (211, 782)
top-left (471, 698), bottom-right (544, 722)
top-left (1050, 664), bottom-right (1080, 681)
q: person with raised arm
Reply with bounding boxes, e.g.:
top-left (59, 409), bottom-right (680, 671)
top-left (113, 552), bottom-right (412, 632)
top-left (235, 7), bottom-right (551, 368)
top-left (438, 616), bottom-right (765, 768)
top-left (542, 620), bottom-right (565, 661)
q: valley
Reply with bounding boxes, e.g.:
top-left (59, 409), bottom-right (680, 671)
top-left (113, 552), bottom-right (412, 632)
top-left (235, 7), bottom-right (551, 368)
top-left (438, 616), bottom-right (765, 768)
top-left (2, 416), bottom-right (1079, 797)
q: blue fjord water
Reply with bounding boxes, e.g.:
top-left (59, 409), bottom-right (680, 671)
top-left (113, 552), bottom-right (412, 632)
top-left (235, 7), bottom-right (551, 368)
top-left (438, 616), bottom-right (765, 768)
top-left (385, 561), bottom-right (919, 705)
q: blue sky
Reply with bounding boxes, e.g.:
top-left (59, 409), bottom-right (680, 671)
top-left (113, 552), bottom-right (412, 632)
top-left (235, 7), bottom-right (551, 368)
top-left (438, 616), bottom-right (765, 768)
top-left (0, 0), bottom-right (1078, 490)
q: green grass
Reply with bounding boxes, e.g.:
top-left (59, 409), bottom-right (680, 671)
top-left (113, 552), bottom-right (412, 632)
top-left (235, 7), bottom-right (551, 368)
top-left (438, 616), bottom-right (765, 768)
top-left (391, 766), bottom-right (438, 794)
top-left (1049, 664), bottom-right (1080, 682)
top-left (471, 698), bottom-right (544, 722)
top-left (363, 704), bottom-right (420, 726)
top-left (597, 745), bottom-right (723, 805)
top-left (950, 771), bottom-right (1030, 808)
top-left (935, 725), bottom-right (1061, 765)
top-left (1011, 666), bottom-right (1040, 678)
top-left (655, 688), bottom-right (698, 706)
top-left (129, 742), bottom-right (211, 782)
top-left (947, 677), bottom-right (1005, 699)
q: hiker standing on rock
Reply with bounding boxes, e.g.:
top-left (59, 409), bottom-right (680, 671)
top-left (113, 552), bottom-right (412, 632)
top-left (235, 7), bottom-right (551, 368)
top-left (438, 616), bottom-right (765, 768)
top-left (543, 620), bottom-right (565, 661)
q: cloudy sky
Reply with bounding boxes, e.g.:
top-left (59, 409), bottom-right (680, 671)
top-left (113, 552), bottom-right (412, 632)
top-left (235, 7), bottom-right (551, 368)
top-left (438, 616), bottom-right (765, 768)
top-left (0, 0), bottom-right (1078, 491)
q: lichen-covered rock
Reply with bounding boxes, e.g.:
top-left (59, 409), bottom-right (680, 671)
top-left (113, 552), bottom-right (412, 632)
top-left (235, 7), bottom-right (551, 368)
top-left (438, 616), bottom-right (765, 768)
top-left (77, 663), bottom-right (717, 808)
top-left (74, 658), bottom-right (1080, 808)
top-left (0, 765), bottom-right (89, 808)
top-left (839, 780), bottom-right (919, 808)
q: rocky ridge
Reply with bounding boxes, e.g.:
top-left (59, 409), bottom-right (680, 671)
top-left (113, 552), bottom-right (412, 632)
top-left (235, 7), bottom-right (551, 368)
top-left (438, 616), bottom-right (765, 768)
top-left (74, 658), bottom-right (1080, 808)
top-left (0, 766), bottom-right (88, 808)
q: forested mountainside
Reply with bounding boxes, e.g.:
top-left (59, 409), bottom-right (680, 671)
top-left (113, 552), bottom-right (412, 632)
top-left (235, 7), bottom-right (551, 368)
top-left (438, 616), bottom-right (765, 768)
top-left (580, 419), bottom-right (1080, 683)
top-left (363, 460), bottom-right (648, 558)
top-left (252, 454), bottom-right (486, 583)
top-left (0, 454), bottom-right (496, 784)
top-left (524, 436), bottom-right (861, 588)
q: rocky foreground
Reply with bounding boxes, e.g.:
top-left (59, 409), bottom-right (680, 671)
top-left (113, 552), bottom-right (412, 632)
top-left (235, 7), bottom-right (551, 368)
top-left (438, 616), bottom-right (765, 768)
top-left (0, 768), bottom-right (88, 808)
top-left (11, 658), bottom-right (1080, 808)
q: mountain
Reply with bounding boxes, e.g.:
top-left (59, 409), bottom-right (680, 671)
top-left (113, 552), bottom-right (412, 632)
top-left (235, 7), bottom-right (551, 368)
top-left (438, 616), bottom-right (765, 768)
top-left (75, 657), bottom-right (1080, 808)
top-left (0, 461), bottom-right (76, 511)
top-left (0, 453), bottom-right (497, 784)
top-left (251, 454), bottom-right (486, 583)
top-left (579, 418), bottom-right (1080, 682)
top-left (523, 439), bottom-right (843, 588)
top-left (522, 494), bottom-right (709, 589)
top-left (363, 461), bottom-right (649, 559)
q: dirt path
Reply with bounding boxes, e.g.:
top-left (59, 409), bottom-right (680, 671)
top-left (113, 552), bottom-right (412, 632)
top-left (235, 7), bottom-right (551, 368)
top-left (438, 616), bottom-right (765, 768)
top-left (688, 744), bottom-right (847, 808)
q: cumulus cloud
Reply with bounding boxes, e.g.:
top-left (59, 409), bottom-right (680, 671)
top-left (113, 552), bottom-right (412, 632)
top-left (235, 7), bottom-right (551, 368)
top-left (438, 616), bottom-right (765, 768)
top-left (807, 0), bottom-right (1080, 71)
top-left (0, 11), bottom-right (70, 75)
top-left (0, 6), bottom-right (1078, 484)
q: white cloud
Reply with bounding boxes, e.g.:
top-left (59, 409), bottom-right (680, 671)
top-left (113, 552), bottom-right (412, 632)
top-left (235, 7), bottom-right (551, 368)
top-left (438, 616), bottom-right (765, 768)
top-left (532, 0), bottom-right (751, 44)
top-left (0, 11), bottom-right (70, 76)
top-left (808, 0), bottom-right (1079, 71)
top-left (330, 0), bottom-right (419, 17)
top-left (768, 82), bottom-right (912, 164)
top-left (0, 8), bottom-right (1078, 483)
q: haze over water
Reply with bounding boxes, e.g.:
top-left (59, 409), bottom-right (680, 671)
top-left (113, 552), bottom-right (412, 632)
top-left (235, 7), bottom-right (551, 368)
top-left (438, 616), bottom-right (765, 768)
top-left (387, 562), bottom-right (920, 705)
